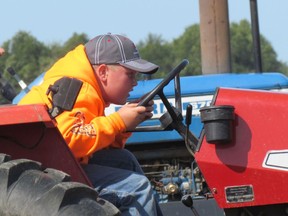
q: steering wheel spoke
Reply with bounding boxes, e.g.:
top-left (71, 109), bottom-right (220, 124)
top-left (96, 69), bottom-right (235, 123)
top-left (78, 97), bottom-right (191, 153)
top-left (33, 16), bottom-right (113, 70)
top-left (137, 59), bottom-right (189, 107)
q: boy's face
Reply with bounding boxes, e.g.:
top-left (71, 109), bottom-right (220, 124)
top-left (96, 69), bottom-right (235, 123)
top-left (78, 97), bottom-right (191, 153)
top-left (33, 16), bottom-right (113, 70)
top-left (102, 64), bottom-right (138, 105)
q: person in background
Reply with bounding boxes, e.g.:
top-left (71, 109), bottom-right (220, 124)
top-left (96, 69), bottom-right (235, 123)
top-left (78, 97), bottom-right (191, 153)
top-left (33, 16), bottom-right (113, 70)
top-left (18, 33), bottom-right (163, 216)
top-left (0, 47), bottom-right (5, 56)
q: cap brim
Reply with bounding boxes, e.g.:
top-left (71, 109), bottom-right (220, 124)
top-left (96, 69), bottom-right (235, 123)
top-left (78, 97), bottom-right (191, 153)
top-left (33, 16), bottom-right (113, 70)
top-left (119, 59), bottom-right (159, 74)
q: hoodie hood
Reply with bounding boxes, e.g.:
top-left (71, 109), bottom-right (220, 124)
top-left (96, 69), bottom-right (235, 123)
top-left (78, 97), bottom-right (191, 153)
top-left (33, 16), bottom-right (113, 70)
top-left (44, 45), bottom-right (100, 92)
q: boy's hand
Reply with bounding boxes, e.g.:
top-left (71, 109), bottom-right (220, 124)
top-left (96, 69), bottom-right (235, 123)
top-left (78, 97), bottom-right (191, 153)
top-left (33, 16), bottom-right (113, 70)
top-left (117, 100), bottom-right (154, 131)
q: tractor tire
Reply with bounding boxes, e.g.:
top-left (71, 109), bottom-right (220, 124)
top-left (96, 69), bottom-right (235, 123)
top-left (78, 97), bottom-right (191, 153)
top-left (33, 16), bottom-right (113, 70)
top-left (0, 154), bottom-right (120, 216)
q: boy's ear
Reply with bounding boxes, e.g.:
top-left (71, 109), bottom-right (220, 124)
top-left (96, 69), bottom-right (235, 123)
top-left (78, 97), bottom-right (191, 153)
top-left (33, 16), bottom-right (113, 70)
top-left (96, 64), bottom-right (108, 82)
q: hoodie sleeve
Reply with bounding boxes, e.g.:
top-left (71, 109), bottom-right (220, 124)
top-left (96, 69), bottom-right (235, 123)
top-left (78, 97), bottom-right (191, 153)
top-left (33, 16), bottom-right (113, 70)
top-left (55, 82), bottom-right (132, 163)
top-left (56, 109), bottom-right (131, 162)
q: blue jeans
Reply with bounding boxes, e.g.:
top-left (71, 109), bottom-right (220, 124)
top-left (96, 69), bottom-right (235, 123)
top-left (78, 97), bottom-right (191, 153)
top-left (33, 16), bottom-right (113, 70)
top-left (82, 149), bottom-right (163, 216)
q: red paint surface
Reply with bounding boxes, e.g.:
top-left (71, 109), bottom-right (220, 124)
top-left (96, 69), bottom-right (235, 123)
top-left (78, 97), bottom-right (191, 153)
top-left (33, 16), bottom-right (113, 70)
top-left (196, 88), bottom-right (288, 208)
top-left (0, 104), bottom-right (91, 186)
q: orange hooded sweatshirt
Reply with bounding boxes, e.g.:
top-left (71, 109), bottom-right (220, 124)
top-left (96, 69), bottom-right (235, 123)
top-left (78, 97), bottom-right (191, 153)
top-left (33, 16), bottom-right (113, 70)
top-left (18, 45), bottom-right (131, 163)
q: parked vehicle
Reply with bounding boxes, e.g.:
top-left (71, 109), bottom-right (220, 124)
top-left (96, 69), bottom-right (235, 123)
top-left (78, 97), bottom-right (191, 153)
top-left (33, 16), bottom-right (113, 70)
top-left (2, 59), bottom-right (288, 215)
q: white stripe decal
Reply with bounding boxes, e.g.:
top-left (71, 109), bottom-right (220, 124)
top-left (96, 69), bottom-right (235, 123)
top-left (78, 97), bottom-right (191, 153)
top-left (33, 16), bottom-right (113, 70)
top-left (105, 95), bottom-right (213, 118)
top-left (95, 35), bottom-right (105, 64)
top-left (263, 150), bottom-right (288, 171)
top-left (113, 35), bottom-right (126, 62)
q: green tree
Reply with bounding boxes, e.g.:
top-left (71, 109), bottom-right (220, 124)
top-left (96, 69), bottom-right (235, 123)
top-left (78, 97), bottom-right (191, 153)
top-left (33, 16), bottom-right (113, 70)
top-left (171, 24), bottom-right (202, 76)
top-left (43, 33), bottom-right (90, 74)
top-left (138, 20), bottom-right (288, 78)
top-left (137, 25), bottom-right (202, 78)
top-left (1, 31), bottom-right (50, 84)
top-left (0, 31), bottom-right (51, 105)
top-left (1, 21), bottom-right (288, 104)
top-left (57, 33), bottom-right (89, 59)
top-left (0, 31), bottom-right (90, 104)
top-left (138, 24), bottom-right (202, 77)
top-left (230, 19), bottom-right (283, 73)
top-left (137, 34), bottom-right (173, 79)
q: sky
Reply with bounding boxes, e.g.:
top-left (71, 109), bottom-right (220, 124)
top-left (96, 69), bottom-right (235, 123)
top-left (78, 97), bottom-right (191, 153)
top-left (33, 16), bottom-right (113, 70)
top-left (1, 0), bottom-right (288, 65)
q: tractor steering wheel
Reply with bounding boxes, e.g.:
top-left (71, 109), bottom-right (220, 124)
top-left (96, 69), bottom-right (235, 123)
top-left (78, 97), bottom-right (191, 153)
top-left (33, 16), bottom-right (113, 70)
top-left (137, 59), bottom-right (189, 107)
top-left (136, 59), bottom-right (198, 155)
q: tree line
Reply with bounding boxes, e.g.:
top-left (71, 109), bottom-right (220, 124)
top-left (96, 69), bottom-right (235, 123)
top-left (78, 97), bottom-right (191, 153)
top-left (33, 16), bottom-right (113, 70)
top-left (0, 19), bottom-right (287, 104)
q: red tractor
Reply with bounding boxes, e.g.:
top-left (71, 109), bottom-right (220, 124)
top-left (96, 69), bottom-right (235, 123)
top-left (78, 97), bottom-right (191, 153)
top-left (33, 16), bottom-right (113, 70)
top-left (1, 59), bottom-right (288, 216)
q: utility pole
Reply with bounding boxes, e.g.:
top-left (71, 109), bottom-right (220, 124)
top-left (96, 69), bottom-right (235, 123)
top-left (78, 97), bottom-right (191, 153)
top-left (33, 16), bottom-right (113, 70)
top-left (250, 0), bottom-right (262, 72)
top-left (199, 0), bottom-right (232, 74)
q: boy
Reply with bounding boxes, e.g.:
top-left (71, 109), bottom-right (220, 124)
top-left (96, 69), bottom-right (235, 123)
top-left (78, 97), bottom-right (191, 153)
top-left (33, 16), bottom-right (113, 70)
top-left (19, 33), bottom-right (162, 215)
